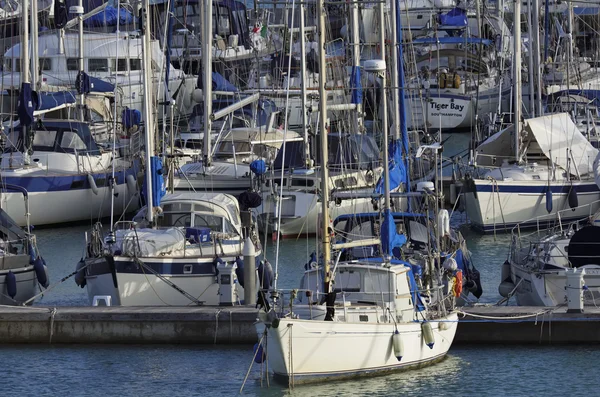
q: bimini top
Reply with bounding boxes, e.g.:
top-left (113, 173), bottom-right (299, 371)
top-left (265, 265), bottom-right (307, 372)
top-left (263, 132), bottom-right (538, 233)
top-left (7, 120), bottom-right (100, 155)
top-left (160, 192), bottom-right (241, 226)
top-left (221, 127), bottom-right (301, 149)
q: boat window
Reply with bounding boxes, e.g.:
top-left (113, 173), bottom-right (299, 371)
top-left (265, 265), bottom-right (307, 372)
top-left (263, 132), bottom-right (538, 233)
top-left (0, 0), bottom-right (19, 12)
top-left (160, 212), bottom-right (191, 227)
top-left (347, 220), bottom-right (374, 241)
top-left (67, 58), bottom-right (80, 71)
top-left (110, 59), bottom-right (128, 72)
top-left (60, 130), bottom-right (87, 151)
top-left (162, 203), bottom-right (192, 212)
top-left (193, 214), bottom-right (223, 231)
top-left (213, 6), bottom-right (231, 36)
top-left (335, 270), bottom-right (361, 292)
top-left (363, 271), bottom-right (392, 295)
top-left (39, 58), bottom-right (52, 71)
top-left (130, 59), bottom-right (142, 71)
top-left (2, 58), bottom-right (11, 71)
top-left (88, 59), bottom-right (109, 72)
top-left (32, 130), bottom-right (57, 149)
top-left (218, 141), bottom-right (251, 154)
top-left (193, 204), bottom-right (213, 213)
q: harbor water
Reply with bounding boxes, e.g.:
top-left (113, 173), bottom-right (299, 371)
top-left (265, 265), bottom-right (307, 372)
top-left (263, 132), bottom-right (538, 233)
top-left (0, 133), bottom-right (572, 396)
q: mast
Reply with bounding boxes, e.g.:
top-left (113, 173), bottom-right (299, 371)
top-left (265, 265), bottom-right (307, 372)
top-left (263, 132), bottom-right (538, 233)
top-left (390, 0), bottom-right (400, 141)
top-left (299, 2), bottom-right (310, 165)
top-left (22, 0), bottom-right (30, 87)
top-left (31, 0), bottom-right (38, 90)
top-left (527, 3), bottom-right (535, 117)
top-left (513, 0), bottom-right (522, 163)
top-left (350, 0), bottom-right (363, 131)
top-left (532, 0), bottom-right (543, 115)
top-left (378, 0), bottom-right (390, 210)
top-left (77, 0), bottom-right (85, 121)
top-left (141, 0), bottom-right (155, 223)
top-left (202, 0), bottom-right (213, 166)
top-left (395, 0), bottom-right (410, 194)
top-left (317, 0), bottom-right (331, 293)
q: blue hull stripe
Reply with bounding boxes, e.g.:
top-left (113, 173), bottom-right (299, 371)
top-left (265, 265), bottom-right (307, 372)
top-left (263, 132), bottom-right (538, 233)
top-left (2, 160), bottom-right (140, 193)
top-left (475, 183), bottom-right (600, 194)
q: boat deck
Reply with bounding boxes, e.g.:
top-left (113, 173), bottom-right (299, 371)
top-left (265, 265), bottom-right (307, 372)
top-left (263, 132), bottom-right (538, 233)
top-left (1, 305), bottom-right (599, 344)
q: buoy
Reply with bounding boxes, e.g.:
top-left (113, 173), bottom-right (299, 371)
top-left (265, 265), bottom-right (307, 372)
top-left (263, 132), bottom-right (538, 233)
top-left (75, 259), bottom-right (87, 288)
top-left (87, 174), bottom-right (99, 195)
top-left (545, 189), bottom-right (553, 213)
top-left (421, 321), bottom-right (435, 349)
top-left (392, 330), bottom-right (404, 361)
top-left (253, 342), bottom-right (266, 364)
top-left (33, 257), bottom-right (48, 288)
top-left (568, 186), bottom-right (578, 210)
top-left (6, 271), bottom-right (16, 299)
top-left (126, 174), bottom-right (137, 195)
top-left (437, 209), bottom-right (450, 237)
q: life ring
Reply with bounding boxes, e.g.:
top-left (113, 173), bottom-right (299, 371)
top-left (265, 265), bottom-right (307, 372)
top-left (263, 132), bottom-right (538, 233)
top-left (453, 270), bottom-right (463, 297)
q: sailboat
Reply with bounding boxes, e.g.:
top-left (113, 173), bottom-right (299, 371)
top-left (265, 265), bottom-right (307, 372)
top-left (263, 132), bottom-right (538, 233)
top-left (463, 1), bottom-right (600, 233)
top-left (253, 0), bottom-right (459, 384)
top-left (79, 0), bottom-right (263, 307)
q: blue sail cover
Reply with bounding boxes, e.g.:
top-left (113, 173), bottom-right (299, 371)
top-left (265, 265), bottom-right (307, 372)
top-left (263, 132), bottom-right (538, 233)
top-left (375, 139), bottom-right (407, 194)
top-left (17, 83), bottom-right (37, 127)
top-left (37, 91), bottom-right (77, 111)
top-left (84, 6), bottom-right (136, 27)
top-left (197, 72), bottom-right (239, 92)
top-left (350, 66), bottom-right (363, 104)
top-left (438, 7), bottom-right (468, 26)
top-left (142, 157), bottom-right (167, 207)
top-left (76, 72), bottom-right (115, 94)
top-left (122, 107), bottom-right (142, 129)
top-left (380, 209), bottom-right (407, 256)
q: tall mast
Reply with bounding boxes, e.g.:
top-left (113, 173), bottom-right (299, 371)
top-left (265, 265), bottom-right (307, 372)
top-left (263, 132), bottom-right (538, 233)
top-left (22, 0), bottom-right (30, 87)
top-left (299, 2), bottom-right (310, 165)
top-left (202, 0), bottom-right (213, 166)
top-left (390, 0), bottom-right (400, 141)
top-left (513, 0), bottom-right (522, 163)
top-left (350, 0), bottom-right (363, 131)
top-left (378, 0), bottom-right (390, 210)
top-left (141, 0), bottom-right (155, 223)
top-left (317, 0), bottom-right (331, 293)
top-left (532, 0), bottom-right (542, 115)
top-left (31, 0), bottom-right (38, 90)
top-left (77, 0), bottom-right (85, 121)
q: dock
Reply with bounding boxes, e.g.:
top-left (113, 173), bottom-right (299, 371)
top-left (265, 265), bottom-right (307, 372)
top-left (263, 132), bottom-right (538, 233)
top-left (1, 305), bottom-right (599, 345)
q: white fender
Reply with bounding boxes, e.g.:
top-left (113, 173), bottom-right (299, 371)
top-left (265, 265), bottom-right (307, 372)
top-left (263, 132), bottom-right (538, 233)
top-left (88, 174), bottom-right (99, 195)
top-left (437, 209), bottom-right (450, 236)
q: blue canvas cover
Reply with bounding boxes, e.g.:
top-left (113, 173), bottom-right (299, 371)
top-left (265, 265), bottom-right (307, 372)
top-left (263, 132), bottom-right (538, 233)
top-left (37, 91), bottom-right (76, 111)
top-left (17, 83), bottom-right (37, 127)
top-left (438, 7), bottom-right (468, 26)
top-left (142, 156), bottom-right (167, 207)
top-left (350, 66), bottom-right (363, 105)
top-left (122, 107), bottom-right (142, 129)
top-left (380, 209), bottom-right (407, 256)
top-left (84, 6), bottom-right (136, 27)
top-left (375, 139), bottom-right (407, 194)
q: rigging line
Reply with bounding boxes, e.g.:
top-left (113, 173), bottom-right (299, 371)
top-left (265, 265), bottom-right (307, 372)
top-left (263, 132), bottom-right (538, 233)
top-left (110, 0), bottom-right (122, 231)
top-left (273, 0), bottom-right (297, 290)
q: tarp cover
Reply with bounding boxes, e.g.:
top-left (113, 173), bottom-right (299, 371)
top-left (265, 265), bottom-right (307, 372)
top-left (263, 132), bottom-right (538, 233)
top-left (525, 113), bottom-right (598, 176)
top-left (116, 228), bottom-right (185, 257)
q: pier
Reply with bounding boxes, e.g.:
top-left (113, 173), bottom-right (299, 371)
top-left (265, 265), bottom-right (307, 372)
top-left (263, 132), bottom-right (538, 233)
top-left (1, 305), bottom-right (600, 345)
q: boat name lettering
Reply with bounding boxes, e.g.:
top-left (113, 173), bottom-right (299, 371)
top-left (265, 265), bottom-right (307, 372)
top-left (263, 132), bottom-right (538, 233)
top-left (430, 101), bottom-right (464, 113)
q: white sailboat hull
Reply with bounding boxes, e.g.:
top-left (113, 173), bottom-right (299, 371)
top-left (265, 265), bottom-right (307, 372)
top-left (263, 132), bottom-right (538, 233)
top-left (257, 191), bottom-right (375, 237)
top-left (260, 314), bottom-right (458, 383)
top-left (510, 262), bottom-right (600, 306)
top-left (1, 182), bottom-right (138, 227)
top-left (464, 179), bottom-right (600, 232)
top-left (0, 266), bottom-right (43, 305)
